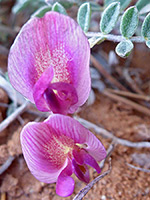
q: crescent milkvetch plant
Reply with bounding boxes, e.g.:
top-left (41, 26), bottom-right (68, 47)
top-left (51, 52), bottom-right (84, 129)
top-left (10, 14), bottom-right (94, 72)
top-left (7, 4), bottom-right (107, 198)
top-left (8, 11), bottom-right (91, 115)
top-left (21, 115), bottom-right (106, 197)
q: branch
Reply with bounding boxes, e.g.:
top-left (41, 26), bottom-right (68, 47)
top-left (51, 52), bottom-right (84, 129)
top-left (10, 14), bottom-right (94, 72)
top-left (0, 101), bottom-right (30, 133)
top-left (106, 89), bottom-right (150, 102)
top-left (75, 116), bottom-right (150, 148)
top-left (0, 156), bottom-right (15, 175)
top-left (91, 55), bottom-right (127, 91)
top-left (126, 163), bottom-right (150, 173)
top-left (86, 32), bottom-right (145, 43)
top-left (103, 90), bottom-right (150, 117)
top-left (99, 143), bottom-right (115, 169)
top-left (73, 159), bottom-right (111, 200)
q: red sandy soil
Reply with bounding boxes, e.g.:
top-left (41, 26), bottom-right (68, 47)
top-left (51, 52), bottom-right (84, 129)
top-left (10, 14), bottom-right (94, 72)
top-left (0, 1), bottom-right (150, 199)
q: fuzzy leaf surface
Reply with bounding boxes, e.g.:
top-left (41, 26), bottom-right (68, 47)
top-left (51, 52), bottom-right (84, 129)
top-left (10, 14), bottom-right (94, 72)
top-left (77, 3), bottom-right (91, 33)
top-left (141, 13), bottom-right (150, 40)
top-left (100, 2), bottom-right (120, 34)
top-left (120, 6), bottom-right (139, 38)
top-left (115, 40), bottom-right (133, 58)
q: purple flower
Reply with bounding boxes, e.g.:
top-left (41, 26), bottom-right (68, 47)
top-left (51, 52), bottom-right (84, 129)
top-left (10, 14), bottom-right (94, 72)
top-left (8, 12), bottom-right (90, 114)
top-left (21, 114), bottom-right (106, 197)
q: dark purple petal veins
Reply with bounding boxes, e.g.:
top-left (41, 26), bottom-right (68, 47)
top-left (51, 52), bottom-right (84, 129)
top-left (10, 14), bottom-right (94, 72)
top-left (33, 66), bottom-right (78, 114)
top-left (33, 66), bottom-right (54, 112)
top-left (44, 82), bottom-right (78, 114)
top-left (72, 159), bottom-right (90, 183)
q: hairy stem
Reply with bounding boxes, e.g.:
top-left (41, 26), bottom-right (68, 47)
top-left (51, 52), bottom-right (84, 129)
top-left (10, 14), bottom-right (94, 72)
top-left (86, 32), bottom-right (145, 43)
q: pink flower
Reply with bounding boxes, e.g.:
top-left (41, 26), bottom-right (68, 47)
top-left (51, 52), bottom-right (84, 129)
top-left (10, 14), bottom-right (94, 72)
top-left (8, 12), bottom-right (90, 114)
top-left (21, 114), bottom-right (106, 197)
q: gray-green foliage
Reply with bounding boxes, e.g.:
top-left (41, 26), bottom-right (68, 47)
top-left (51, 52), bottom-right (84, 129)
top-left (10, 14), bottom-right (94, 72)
top-left (12, 0), bottom-right (46, 14)
top-left (104, 0), bottom-right (131, 11)
top-left (100, 2), bottom-right (120, 34)
top-left (88, 36), bottom-right (105, 48)
top-left (118, 0), bottom-right (132, 11)
top-left (77, 3), bottom-right (91, 33)
top-left (32, 5), bottom-right (52, 18)
top-left (146, 40), bottom-right (150, 48)
top-left (141, 13), bottom-right (150, 40)
top-left (52, 2), bottom-right (67, 15)
top-left (136, 0), bottom-right (150, 11)
top-left (57, 1), bottom-right (73, 9)
top-left (115, 40), bottom-right (134, 58)
top-left (89, 2), bottom-right (102, 11)
top-left (120, 6), bottom-right (139, 38)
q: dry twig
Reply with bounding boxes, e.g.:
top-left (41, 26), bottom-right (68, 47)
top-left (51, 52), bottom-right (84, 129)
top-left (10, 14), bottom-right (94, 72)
top-left (0, 156), bottom-right (15, 175)
top-left (106, 89), bottom-right (150, 102)
top-left (100, 143), bottom-right (115, 169)
top-left (73, 159), bottom-right (111, 200)
top-left (91, 55), bottom-right (127, 91)
top-left (75, 116), bottom-right (150, 148)
top-left (126, 163), bottom-right (150, 173)
top-left (103, 90), bottom-right (150, 117)
top-left (123, 68), bottom-right (144, 95)
top-left (0, 101), bottom-right (30, 133)
top-left (86, 32), bottom-right (145, 43)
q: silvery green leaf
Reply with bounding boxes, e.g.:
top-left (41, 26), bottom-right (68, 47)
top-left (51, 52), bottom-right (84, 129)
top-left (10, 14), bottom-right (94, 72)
top-left (136, 0), bottom-right (150, 11)
top-left (12, 0), bottom-right (46, 14)
top-left (115, 40), bottom-right (133, 58)
top-left (89, 2), bottom-right (101, 11)
top-left (88, 36), bottom-right (105, 48)
top-left (100, 2), bottom-right (120, 34)
top-left (32, 5), bottom-right (52, 18)
top-left (52, 2), bottom-right (67, 15)
top-left (104, 0), bottom-right (131, 10)
top-left (12, 0), bottom-right (31, 13)
top-left (141, 13), bottom-right (150, 40)
top-left (77, 3), bottom-right (91, 33)
top-left (104, 0), bottom-right (115, 7)
top-left (120, 6), bottom-right (139, 38)
top-left (146, 40), bottom-right (150, 48)
top-left (139, 4), bottom-right (150, 15)
top-left (58, 1), bottom-right (73, 9)
top-left (47, 0), bottom-right (73, 8)
top-left (119, 0), bottom-right (132, 10)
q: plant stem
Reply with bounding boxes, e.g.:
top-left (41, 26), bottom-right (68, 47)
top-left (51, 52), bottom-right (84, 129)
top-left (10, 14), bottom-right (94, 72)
top-left (75, 116), bottom-right (150, 148)
top-left (86, 32), bottom-right (145, 43)
top-left (73, 159), bottom-right (111, 200)
top-left (0, 101), bottom-right (30, 133)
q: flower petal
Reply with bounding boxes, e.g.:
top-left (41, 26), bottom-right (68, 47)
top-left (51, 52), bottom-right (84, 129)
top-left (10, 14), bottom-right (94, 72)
top-left (44, 82), bottom-right (78, 114)
top-left (72, 159), bottom-right (89, 183)
top-left (45, 114), bottom-right (107, 161)
top-left (8, 11), bottom-right (90, 112)
top-left (21, 121), bottom-right (67, 183)
top-left (73, 149), bottom-right (101, 173)
top-left (56, 160), bottom-right (74, 197)
top-left (33, 66), bottom-right (54, 112)
top-left (81, 150), bottom-right (101, 173)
